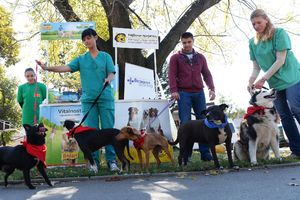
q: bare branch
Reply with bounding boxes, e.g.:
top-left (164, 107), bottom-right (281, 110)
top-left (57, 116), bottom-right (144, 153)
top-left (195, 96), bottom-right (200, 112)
top-left (127, 6), bottom-right (152, 30)
top-left (197, 17), bottom-right (227, 62)
top-left (11, 31), bottom-right (40, 46)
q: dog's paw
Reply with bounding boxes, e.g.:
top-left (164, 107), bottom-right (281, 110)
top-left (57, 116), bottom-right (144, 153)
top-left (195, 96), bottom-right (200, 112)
top-left (28, 185), bottom-right (36, 190)
top-left (89, 165), bottom-right (98, 173)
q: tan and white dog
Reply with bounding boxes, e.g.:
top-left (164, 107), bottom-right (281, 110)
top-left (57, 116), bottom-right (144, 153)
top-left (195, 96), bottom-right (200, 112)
top-left (233, 88), bottom-right (281, 165)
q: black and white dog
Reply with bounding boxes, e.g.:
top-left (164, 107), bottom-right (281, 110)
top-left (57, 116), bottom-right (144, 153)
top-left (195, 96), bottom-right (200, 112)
top-left (63, 120), bottom-right (133, 173)
top-left (0, 124), bottom-right (52, 189)
top-left (169, 104), bottom-right (234, 169)
top-left (233, 88), bottom-right (281, 165)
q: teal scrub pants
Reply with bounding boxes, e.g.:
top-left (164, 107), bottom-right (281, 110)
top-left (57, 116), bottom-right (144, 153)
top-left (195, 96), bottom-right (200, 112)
top-left (82, 101), bottom-right (116, 167)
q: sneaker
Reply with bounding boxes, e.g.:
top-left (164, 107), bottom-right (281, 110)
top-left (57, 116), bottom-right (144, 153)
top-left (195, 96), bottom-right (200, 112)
top-left (109, 161), bottom-right (120, 172)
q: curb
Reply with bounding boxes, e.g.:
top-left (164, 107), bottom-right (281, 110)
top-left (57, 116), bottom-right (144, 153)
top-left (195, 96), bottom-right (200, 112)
top-left (1, 162), bottom-right (300, 186)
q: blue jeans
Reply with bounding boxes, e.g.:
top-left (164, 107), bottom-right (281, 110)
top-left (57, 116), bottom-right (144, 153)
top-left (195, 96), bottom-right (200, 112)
top-left (82, 102), bottom-right (116, 167)
top-left (274, 81), bottom-right (300, 156)
top-left (178, 91), bottom-right (212, 160)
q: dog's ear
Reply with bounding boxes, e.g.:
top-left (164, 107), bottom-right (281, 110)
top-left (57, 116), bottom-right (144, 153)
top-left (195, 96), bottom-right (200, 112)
top-left (126, 127), bottom-right (134, 135)
top-left (23, 124), bottom-right (32, 132)
top-left (219, 104), bottom-right (229, 111)
top-left (201, 109), bottom-right (208, 116)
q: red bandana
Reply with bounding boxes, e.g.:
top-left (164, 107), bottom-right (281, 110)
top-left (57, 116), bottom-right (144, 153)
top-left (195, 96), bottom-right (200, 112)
top-left (244, 106), bottom-right (265, 120)
top-left (66, 125), bottom-right (97, 138)
top-left (133, 131), bottom-right (147, 149)
top-left (22, 139), bottom-right (47, 168)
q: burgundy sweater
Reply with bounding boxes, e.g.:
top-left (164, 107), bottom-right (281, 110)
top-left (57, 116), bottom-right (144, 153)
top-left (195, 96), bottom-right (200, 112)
top-left (168, 50), bottom-right (215, 93)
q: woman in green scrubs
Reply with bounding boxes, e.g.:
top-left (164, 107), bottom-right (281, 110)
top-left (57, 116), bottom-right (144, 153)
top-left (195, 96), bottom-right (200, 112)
top-left (247, 9), bottom-right (300, 158)
top-left (36, 28), bottom-right (119, 171)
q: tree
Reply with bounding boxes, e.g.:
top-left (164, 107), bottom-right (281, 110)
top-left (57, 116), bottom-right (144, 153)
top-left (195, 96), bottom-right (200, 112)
top-left (0, 66), bottom-right (21, 126)
top-left (0, 5), bottom-right (20, 67)
top-left (28, 0), bottom-right (222, 98)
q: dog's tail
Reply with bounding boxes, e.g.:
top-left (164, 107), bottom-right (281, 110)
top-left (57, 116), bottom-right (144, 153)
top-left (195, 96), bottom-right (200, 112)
top-left (126, 139), bottom-right (134, 160)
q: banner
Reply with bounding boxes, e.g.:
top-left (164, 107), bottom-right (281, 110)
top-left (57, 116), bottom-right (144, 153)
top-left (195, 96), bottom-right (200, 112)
top-left (40, 22), bottom-right (96, 40)
top-left (40, 100), bottom-right (175, 165)
top-left (113, 27), bottom-right (159, 49)
top-left (124, 63), bottom-right (155, 100)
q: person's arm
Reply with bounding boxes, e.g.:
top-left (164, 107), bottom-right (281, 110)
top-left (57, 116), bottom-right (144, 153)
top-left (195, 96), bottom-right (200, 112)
top-left (35, 60), bottom-right (72, 72)
top-left (200, 55), bottom-right (216, 100)
top-left (104, 54), bottom-right (116, 85)
top-left (168, 55), bottom-right (180, 100)
top-left (17, 85), bottom-right (23, 108)
top-left (41, 83), bottom-right (47, 101)
top-left (247, 60), bottom-right (261, 91)
top-left (254, 51), bottom-right (287, 89)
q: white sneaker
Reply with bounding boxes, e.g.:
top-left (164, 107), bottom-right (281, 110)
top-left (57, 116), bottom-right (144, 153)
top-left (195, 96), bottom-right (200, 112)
top-left (90, 164), bottom-right (98, 173)
top-left (109, 162), bottom-right (120, 172)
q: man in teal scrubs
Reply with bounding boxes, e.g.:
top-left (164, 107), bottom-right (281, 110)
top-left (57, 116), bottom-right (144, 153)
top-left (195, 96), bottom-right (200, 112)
top-left (36, 28), bottom-right (119, 171)
top-left (248, 9), bottom-right (300, 158)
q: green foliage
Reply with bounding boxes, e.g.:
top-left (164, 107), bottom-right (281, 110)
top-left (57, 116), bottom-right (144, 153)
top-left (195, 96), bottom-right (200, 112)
top-left (0, 66), bottom-right (21, 127)
top-left (0, 6), bottom-right (20, 67)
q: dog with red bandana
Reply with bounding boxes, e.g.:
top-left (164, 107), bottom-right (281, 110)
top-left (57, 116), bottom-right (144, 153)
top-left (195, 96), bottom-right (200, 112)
top-left (234, 88), bottom-right (281, 165)
top-left (0, 123), bottom-right (52, 189)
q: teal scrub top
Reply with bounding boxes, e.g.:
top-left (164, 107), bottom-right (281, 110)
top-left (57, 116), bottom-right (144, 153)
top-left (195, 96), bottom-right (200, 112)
top-left (249, 28), bottom-right (300, 91)
top-left (67, 51), bottom-right (115, 103)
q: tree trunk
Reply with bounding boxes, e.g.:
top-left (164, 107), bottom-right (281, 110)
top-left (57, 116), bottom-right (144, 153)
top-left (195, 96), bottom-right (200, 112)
top-left (53, 0), bottom-right (222, 99)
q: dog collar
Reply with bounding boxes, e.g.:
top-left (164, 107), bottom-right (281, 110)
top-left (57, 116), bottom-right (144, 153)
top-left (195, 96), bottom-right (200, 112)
top-left (204, 115), bottom-right (228, 129)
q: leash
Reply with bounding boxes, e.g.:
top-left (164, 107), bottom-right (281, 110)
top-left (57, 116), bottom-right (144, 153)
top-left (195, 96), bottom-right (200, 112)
top-left (145, 99), bottom-right (175, 130)
top-left (70, 82), bottom-right (109, 136)
top-left (33, 64), bottom-right (39, 125)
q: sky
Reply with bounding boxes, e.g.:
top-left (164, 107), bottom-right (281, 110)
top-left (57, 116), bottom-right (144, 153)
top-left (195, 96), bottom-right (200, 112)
top-left (2, 0), bottom-right (300, 109)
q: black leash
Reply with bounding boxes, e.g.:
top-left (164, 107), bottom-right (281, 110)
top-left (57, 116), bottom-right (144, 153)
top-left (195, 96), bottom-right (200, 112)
top-left (71, 82), bottom-right (109, 136)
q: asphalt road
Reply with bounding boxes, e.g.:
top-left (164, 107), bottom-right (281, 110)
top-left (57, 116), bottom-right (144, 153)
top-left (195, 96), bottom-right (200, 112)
top-left (1, 165), bottom-right (300, 200)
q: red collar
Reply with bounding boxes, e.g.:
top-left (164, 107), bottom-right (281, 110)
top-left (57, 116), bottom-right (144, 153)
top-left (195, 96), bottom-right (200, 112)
top-left (133, 130), bottom-right (147, 149)
top-left (22, 139), bottom-right (47, 168)
top-left (244, 106), bottom-right (266, 120)
top-left (66, 125), bottom-right (97, 138)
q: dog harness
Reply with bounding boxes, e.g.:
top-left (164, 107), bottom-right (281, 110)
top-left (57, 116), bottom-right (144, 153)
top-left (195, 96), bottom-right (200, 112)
top-left (21, 139), bottom-right (47, 168)
top-left (243, 106), bottom-right (265, 119)
top-left (204, 115), bottom-right (228, 129)
top-left (66, 125), bottom-right (97, 138)
top-left (133, 130), bottom-right (147, 149)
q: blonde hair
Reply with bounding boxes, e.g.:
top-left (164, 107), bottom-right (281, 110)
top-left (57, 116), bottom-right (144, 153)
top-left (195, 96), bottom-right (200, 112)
top-left (250, 9), bottom-right (275, 43)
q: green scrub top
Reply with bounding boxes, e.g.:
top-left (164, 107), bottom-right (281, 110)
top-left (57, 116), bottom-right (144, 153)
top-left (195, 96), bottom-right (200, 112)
top-left (249, 28), bottom-right (300, 90)
top-left (67, 51), bottom-right (115, 103)
top-left (17, 82), bottom-right (47, 125)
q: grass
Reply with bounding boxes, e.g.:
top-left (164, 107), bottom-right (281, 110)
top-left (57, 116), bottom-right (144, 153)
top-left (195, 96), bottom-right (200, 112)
top-left (1, 148), bottom-right (299, 182)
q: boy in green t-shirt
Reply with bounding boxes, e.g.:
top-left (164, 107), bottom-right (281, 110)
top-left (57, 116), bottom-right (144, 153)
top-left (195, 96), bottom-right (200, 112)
top-left (17, 68), bottom-right (46, 125)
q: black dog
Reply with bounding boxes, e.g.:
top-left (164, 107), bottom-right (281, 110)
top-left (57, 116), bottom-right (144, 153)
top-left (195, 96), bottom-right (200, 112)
top-left (169, 104), bottom-right (234, 169)
top-left (0, 123), bottom-right (52, 189)
top-left (63, 120), bottom-right (133, 173)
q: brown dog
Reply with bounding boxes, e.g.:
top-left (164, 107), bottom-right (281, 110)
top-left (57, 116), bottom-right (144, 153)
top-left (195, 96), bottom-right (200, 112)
top-left (117, 127), bottom-right (175, 172)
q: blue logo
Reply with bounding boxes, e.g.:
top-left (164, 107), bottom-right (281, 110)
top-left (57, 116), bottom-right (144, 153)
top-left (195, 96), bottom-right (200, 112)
top-left (127, 77), bottom-right (153, 88)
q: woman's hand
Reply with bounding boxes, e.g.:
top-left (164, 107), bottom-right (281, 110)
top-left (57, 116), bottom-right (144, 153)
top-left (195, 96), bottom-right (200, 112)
top-left (254, 77), bottom-right (267, 89)
top-left (35, 60), bottom-right (48, 71)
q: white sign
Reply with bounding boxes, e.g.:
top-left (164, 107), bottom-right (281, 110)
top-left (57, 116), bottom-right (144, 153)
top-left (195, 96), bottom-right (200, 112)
top-left (113, 27), bottom-right (159, 49)
top-left (124, 63), bottom-right (155, 100)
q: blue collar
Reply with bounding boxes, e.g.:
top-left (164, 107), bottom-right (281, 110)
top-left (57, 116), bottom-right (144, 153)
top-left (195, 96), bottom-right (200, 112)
top-left (204, 115), bottom-right (228, 129)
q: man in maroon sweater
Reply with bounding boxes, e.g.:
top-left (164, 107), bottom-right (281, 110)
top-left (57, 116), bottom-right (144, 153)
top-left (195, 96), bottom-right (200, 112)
top-left (168, 32), bottom-right (216, 161)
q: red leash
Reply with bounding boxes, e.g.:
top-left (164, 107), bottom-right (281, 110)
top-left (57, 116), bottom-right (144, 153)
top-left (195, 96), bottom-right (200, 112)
top-left (33, 64), bottom-right (39, 125)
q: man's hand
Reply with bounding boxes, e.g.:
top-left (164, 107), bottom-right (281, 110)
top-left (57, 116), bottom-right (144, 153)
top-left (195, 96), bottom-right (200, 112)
top-left (171, 92), bottom-right (180, 100)
top-left (209, 90), bottom-right (216, 101)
